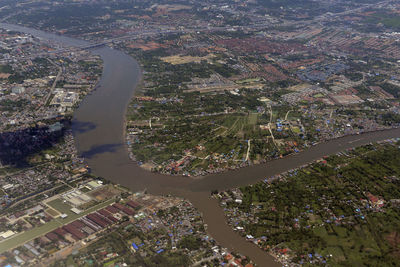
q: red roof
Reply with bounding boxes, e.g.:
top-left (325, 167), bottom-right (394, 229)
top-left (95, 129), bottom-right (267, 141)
top-left (71, 220), bottom-right (86, 229)
top-left (112, 203), bottom-right (125, 211)
top-left (63, 224), bottom-right (86, 240)
top-left (126, 200), bottom-right (140, 209)
top-left (87, 213), bottom-right (110, 228)
top-left (54, 227), bottom-right (68, 237)
top-left (367, 193), bottom-right (379, 203)
top-left (45, 232), bottom-right (59, 241)
top-left (105, 205), bottom-right (119, 214)
top-left (121, 206), bottom-right (135, 216)
top-left (106, 214), bottom-right (119, 223)
top-left (98, 209), bottom-right (111, 217)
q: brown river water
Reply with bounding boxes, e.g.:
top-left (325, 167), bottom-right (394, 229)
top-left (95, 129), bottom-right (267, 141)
top-left (3, 23), bottom-right (400, 267)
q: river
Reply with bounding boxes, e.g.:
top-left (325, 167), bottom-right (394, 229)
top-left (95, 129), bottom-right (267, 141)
top-left (2, 23), bottom-right (400, 267)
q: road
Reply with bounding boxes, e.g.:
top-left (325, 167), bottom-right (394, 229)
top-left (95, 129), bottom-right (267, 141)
top-left (192, 254), bottom-right (220, 266)
top-left (245, 139), bottom-right (251, 161)
top-left (43, 59), bottom-right (62, 107)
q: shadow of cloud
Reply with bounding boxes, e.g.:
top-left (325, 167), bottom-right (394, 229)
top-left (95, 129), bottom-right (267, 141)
top-left (71, 120), bottom-right (96, 134)
top-left (80, 143), bottom-right (123, 159)
top-left (0, 122), bottom-right (66, 167)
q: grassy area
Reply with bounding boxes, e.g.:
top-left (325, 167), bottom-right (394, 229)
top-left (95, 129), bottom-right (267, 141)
top-left (236, 78), bottom-right (262, 84)
top-left (364, 11), bottom-right (400, 30)
top-left (0, 64), bottom-right (12, 73)
top-left (248, 113), bottom-right (258, 125)
top-left (291, 126), bottom-right (301, 133)
top-left (45, 208), bottom-right (60, 217)
top-left (47, 198), bottom-right (74, 215)
top-left (0, 220), bottom-right (61, 254)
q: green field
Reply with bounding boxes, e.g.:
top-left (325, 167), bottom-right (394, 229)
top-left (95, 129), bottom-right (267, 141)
top-left (45, 208), bottom-right (60, 217)
top-left (236, 78), bottom-right (262, 84)
top-left (365, 12), bottom-right (400, 29)
top-left (47, 198), bottom-right (74, 215)
top-left (248, 113), bottom-right (258, 125)
top-left (291, 126), bottom-right (301, 133)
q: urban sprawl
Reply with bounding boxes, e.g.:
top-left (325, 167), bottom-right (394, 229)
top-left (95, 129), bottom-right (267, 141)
top-left (1, 0), bottom-right (400, 266)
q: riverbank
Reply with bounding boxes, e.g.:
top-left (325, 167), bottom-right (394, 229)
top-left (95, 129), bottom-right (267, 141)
top-left (129, 126), bottom-right (398, 178)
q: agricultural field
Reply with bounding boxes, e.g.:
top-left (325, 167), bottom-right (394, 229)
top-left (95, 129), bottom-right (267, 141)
top-left (126, 89), bottom-right (307, 175)
top-left (160, 54), bottom-right (215, 65)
